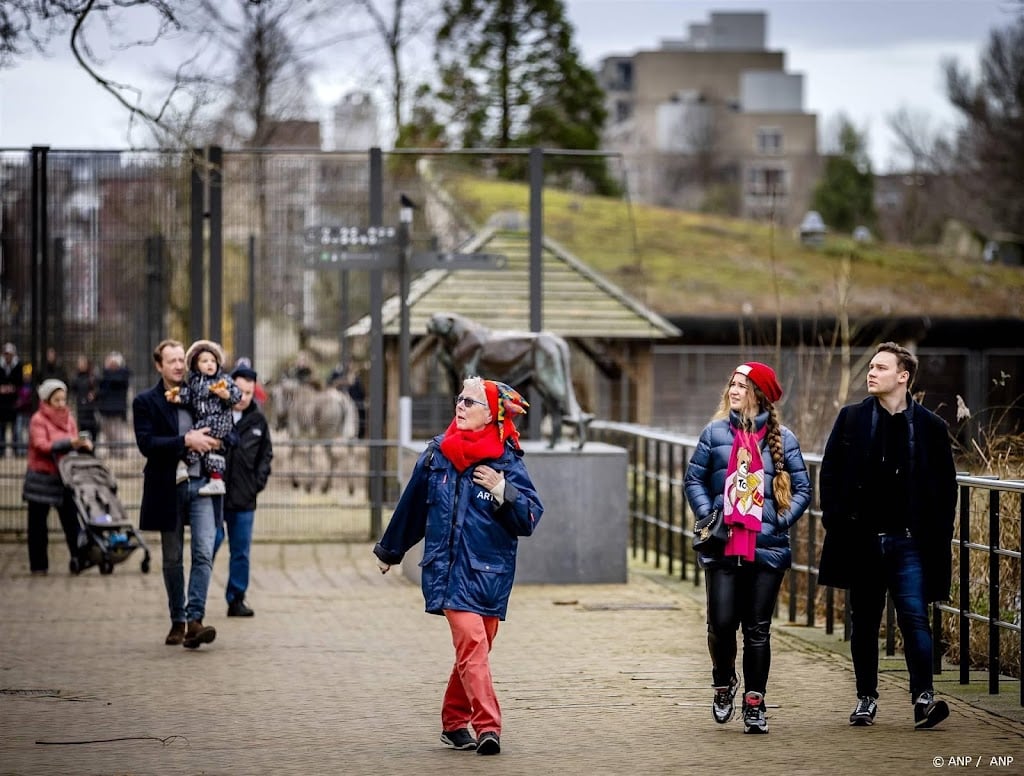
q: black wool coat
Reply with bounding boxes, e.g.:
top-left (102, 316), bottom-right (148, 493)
top-left (817, 395), bottom-right (958, 602)
top-left (133, 380), bottom-right (190, 532)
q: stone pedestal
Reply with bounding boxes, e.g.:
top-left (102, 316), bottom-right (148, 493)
top-left (398, 440), bottom-right (628, 584)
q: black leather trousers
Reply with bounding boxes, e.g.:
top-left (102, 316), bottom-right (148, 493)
top-left (705, 563), bottom-right (785, 694)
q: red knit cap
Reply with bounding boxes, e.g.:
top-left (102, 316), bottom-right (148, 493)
top-left (735, 362), bottom-right (782, 403)
top-left (482, 379), bottom-right (528, 448)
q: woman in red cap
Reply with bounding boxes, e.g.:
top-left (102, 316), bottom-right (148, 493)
top-left (373, 376), bottom-right (544, 756)
top-left (684, 362), bottom-right (811, 734)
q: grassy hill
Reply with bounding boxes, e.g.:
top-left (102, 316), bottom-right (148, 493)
top-left (444, 175), bottom-right (1024, 319)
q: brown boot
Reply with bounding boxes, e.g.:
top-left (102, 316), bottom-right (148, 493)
top-left (165, 622), bottom-right (187, 645)
top-left (182, 620), bottom-right (216, 649)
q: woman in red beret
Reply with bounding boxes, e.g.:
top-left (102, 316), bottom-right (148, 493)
top-left (683, 362), bottom-right (812, 734)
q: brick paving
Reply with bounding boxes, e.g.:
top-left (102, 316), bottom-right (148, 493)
top-left (0, 541), bottom-right (1021, 776)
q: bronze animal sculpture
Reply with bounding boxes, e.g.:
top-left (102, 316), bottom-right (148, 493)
top-left (427, 311), bottom-right (592, 449)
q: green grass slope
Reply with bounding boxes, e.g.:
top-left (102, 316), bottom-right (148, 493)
top-left (447, 176), bottom-right (1024, 319)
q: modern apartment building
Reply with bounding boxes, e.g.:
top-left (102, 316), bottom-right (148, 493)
top-left (598, 11), bottom-right (819, 226)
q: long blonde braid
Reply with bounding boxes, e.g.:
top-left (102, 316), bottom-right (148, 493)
top-left (767, 405), bottom-right (792, 513)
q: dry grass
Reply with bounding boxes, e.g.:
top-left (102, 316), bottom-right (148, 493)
top-left (442, 173), bottom-right (1024, 319)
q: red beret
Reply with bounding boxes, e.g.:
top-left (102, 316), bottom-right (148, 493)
top-left (735, 362), bottom-right (782, 403)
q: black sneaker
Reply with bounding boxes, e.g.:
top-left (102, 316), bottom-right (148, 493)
top-left (227, 599), bottom-right (255, 617)
top-left (440, 729), bottom-right (477, 750)
top-left (712, 675), bottom-right (739, 724)
top-left (850, 695), bottom-right (878, 726)
top-left (742, 691), bottom-right (768, 734)
top-left (476, 731), bottom-right (501, 755)
top-left (914, 691), bottom-right (949, 729)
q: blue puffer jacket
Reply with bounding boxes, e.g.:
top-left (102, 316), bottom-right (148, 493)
top-left (684, 411), bottom-right (811, 570)
top-left (374, 435), bottom-right (544, 620)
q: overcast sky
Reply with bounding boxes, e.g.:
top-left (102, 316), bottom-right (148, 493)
top-left (0, 0), bottom-right (1018, 171)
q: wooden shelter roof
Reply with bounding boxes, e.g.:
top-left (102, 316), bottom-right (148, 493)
top-left (348, 225), bottom-right (680, 339)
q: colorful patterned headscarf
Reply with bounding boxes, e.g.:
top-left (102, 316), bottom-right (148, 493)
top-left (482, 379), bottom-right (528, 449)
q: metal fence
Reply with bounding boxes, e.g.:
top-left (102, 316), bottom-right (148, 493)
top-left (589, 419), bottom-right (1024, 706)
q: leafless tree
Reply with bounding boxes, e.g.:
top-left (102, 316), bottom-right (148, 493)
top-left (352, 0), bottom-right (437, 138)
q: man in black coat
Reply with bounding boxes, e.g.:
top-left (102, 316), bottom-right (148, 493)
top-left (818, 341), bottom-right (958, 730)
top-left (213, 365), bottom-right (273, 617)
top-left (133, 339), bottom-right (225, 649)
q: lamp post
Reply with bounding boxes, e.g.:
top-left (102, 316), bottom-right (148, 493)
top-left (397, 197), bottom-right (414, 450)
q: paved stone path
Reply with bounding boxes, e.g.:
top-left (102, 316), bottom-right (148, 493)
top-left (0, 542), bottom-right (1021, 775)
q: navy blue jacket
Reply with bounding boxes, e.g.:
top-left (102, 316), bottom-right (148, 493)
top-left (374, 436), bottom-right (543, 620)
top-left (684, 411), bottom-right (812, 569)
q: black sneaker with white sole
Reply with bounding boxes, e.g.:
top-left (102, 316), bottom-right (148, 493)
top-left (742, 691), bottom-right (768, 734)
top-left (850, 695), bottom-right (878, 726)
top-left (914, 691), bottom-right (949, 729)
top-left (712, 676), bottom-right (739, 724)
top-left (440, 729), bottom-right (477, 750)
top-left (476, 731), bottom-right (501, 755)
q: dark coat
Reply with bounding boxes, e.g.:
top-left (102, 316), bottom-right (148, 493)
top-left (96, 366), bottom-right (131, 419)
top-left (132, 380), bottom-right (190, 532)
top-left (817, 395), bottom-right (958, 602)
top-left (224, 404), bottom-right (273, 512)
top-left (373, 436), bottom-right (543, 621)
top-left (684, 411), bottom-right (812, 570)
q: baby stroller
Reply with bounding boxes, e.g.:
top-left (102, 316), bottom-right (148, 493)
top-left (58, 451), bottom-right (151, 575)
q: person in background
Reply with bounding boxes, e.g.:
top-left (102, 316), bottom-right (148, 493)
top-left (291, 351), bottom-right (315, 385)
top-left (96, 351), bottom-right (131, 457)
top-left (327, 358), bottom-right (366, 438)
top-left (818, 341), bottom-right (957, 730)
top-left (214, 365), bottom-right (273, 617)
top-left (14, 363), bottom-right (36, 456)
top-left (684, 362), bottom-right (811, 735)
top-left (39, 347), bottom-right (68, 385)
top-left (0, 342), bottom-right (26, 457)
top-left (22, 379), bottom-right (93, 574)
top-left (373, 377), bottom-right (544, 756)
top-left (233, 357), bottom-right (267, 406)
top-left (70, 355), bottom-right (100, 441)
top-left (133, 339), bottom-right (224, 650)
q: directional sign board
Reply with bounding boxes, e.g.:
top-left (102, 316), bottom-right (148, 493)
top-left (302, 248), bottom-right (400, 270)
top-left (409, 252), bottom-right (507, 271)
top-left (304, 225), bottom-right (399, 247)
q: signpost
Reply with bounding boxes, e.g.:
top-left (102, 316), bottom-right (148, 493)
top-left (302, 214), bottom-right (506, 475)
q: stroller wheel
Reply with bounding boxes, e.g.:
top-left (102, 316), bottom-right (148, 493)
top-left (99, 559), bottom-right (114, 575)
top-left (69, 557), bottom-right (81, 575)
top-left (141, 558), bottom-right (151, 574)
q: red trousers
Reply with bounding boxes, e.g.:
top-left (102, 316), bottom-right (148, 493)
top-left (442, 609), bottom-right (501, 735)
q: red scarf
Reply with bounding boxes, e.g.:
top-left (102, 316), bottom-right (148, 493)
top-left (438, 419), bottom-right (506, 472)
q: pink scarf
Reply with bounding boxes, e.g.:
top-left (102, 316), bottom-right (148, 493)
top-left (722, 425), bottom-right (766, 561)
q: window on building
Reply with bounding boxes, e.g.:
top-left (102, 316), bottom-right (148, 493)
top-left (615, 99), bottom-right (632, 123)
top-left (746, 167), bottom-right (787, 196)
top-left (615, 61), bottom-right (633, 91)
top-left (757, 127), bottom-right (783, 155)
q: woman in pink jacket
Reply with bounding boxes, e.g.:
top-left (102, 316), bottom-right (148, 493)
top-left (22, 379), bottom-right (93, 574)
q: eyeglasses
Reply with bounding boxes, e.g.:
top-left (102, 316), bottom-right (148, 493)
top-left (455, 395), bottom-right (489, 409)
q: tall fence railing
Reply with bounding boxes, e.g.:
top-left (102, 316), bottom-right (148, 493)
top-left (590, 419), bottom-right (1024, 706)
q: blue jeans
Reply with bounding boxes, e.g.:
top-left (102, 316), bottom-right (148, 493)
top-left (214, 509), bottom-right (254, 604)
top-left (160, 479), bottom-right (219, 624)
top-left (849, 534), bottom-right (934, 700)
